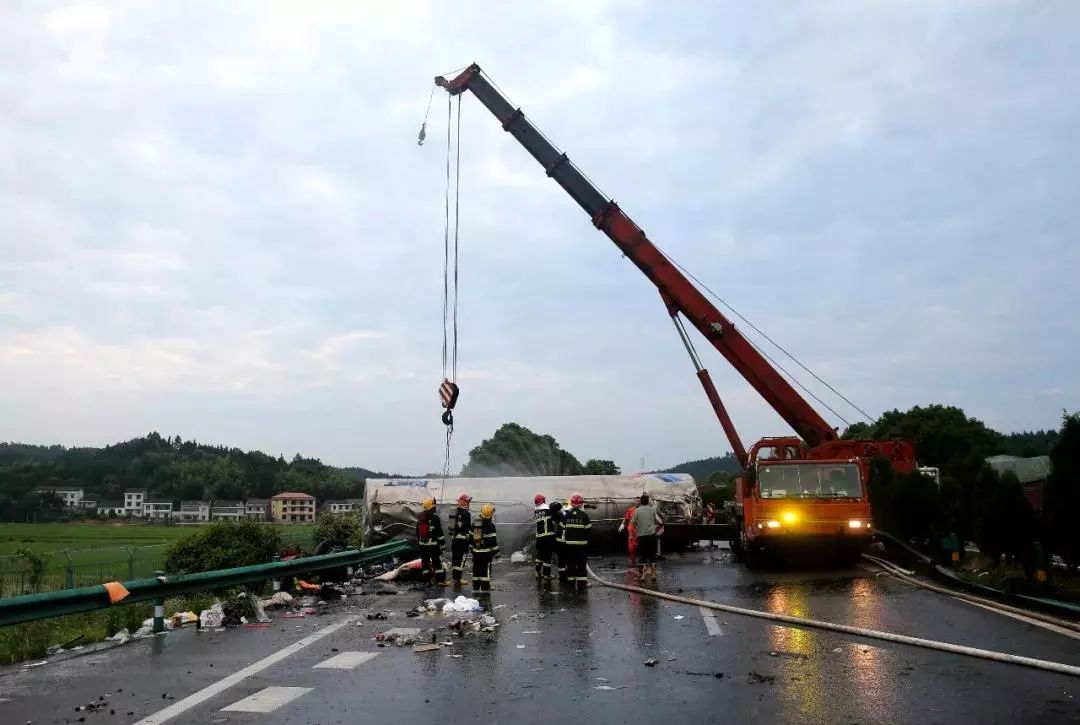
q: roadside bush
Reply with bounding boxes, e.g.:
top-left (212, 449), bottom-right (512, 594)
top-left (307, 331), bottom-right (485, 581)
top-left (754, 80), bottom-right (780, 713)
top-left (164, 520), bottom-right (281, 574)
top-left (313, 512), bottom-right (364, 549)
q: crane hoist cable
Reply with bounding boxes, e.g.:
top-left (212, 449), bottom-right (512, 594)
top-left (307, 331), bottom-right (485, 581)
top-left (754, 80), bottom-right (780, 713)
top-left (431, 90), bottom-right (463, 497)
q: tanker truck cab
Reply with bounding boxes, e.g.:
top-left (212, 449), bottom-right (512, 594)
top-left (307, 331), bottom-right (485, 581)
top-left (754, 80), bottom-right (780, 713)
top-left (733, 443), bottom-right (872, 567)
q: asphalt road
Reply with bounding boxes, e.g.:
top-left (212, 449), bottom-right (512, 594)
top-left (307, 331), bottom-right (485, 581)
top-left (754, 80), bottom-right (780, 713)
top-left (1, 548), bottom-right (1077, 724)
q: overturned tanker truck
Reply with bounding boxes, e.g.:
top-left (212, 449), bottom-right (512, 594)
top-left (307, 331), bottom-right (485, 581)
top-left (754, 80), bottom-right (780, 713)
top-left (363, 474), bottom-right (702, 555)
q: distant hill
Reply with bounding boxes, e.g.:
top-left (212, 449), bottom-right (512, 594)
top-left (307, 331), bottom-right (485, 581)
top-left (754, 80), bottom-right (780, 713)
top-left (658, 453), bottom-right (741, 482)
top-left (0, 433), bottom-right (413, 522)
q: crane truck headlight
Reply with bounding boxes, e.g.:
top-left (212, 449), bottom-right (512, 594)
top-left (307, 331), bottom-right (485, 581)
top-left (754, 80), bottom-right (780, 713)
top-left (848, 519), bottom-right (865, 529)
top-left (781, 511), bottom-right (798, 524)
top-left (764, 520), bottom-right (781, 529)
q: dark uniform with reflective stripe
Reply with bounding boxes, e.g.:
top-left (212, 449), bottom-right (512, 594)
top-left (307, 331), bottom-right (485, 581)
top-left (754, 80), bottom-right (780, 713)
top-left (549, 502), bottom-right (567, 582)
top-left (471, 518), bottom-right (499, 592)
top-left (416, 508), bottom-right (446, 585)
top-left (534, 505), bottom-right (556, 579)
top-left (560, 506), bottom-right (591, 589)
top-left (447, 505), bottom-right (472, 584)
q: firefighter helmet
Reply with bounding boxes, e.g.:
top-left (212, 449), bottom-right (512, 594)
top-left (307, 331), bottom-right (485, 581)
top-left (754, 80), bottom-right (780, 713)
top-left (480, 503), bottom-right (495, 519)
top-left (422, 497), bottom-right (436, 511)
top-left (534, 494), bottom-right (546, 505)
top-left (570, 493), bottom-right (584, 508)
top-left (457, 493), bottom-right (471, 506)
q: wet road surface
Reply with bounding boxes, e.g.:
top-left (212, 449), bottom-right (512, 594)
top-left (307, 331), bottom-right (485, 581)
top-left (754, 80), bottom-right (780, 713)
top-left (1, 549), bottom-right (1077, 724)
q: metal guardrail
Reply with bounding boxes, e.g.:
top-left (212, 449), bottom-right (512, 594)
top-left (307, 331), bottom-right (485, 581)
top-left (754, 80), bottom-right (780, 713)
top-left (0, 540), bottom-right (411, 628)
top-left (873, 528), bottom-right (1080, 621)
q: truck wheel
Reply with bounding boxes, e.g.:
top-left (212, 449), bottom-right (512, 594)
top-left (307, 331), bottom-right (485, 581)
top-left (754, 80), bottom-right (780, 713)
top-left (743, 541), bottom-right (762, 569)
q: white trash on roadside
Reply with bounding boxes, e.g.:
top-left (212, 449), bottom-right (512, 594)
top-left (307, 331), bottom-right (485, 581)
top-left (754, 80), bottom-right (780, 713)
top-left (509, 551), bottom-right (528, 564)
top-left (107, 629), bottom-right (132, 644)
top-left (133, 618), bottom-right (154, 638)
top-left (441, 596), bottom-right (482, 613)
top-left (199, 603), bottom-right (225, 629)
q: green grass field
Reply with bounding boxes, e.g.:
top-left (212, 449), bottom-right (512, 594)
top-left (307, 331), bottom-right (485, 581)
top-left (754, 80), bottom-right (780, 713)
top-left (0, 522), bottom-right (199, 556)
top-left (0, 522), bottom-right (316, 597)
top-left (0, 522), bottom-right (315, 556)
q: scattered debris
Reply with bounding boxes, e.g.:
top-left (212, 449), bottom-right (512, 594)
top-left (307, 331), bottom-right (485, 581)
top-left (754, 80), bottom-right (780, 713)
top-left (108, 630), bottom-right (132, 648)
top-left (493, 604), bottom-right (507, 610)
top-left (442, 596), bottom-right (482, 613)
top-left (510, 551), bottom-right (528, 564)
top-left (199, 604), bottom-right (225, 630)
top-left (644, 658), bottom-right (658, 667)
top-left (366, 612), bottom-right (388, 621)
top-left (375, 559), bottom-right (423, 582)
top-left (522, 631), bottom-right (542, 634)
top-left (595, 677), bottom-right (609, 682)
top-left (673, 615), bottom-right (685, 620)
top-left (832, 647), bottom-right (843, 653)
top-left (516, 645), bottom-right (526, 649)
top-left (447, 654), bottom-right (464, 658)
top-left (747, 671), bottom-right (776, 684)
top-left (413, 644), bottom-right (441, 653)
top-left (593, 685), bottom-right (625, 691)
top-left (685, 671), bottom-right (724, 678)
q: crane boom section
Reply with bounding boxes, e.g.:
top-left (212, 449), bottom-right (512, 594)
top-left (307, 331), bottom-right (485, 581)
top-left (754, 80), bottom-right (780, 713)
top-left (438, 64), bottom-right (838, 448)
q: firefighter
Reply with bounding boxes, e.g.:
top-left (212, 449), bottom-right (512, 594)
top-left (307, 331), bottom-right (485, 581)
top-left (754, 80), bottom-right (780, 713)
top-left (533, 494), bottom-right (556, 580)
top-left (471, 503), bottom-right (499, 593)
top-left (548, 500), bottom-right (568, 582)
top-left (560, 493), bottom-right (591, 590)
top-left (416, 497), bottom-right (446, 585)
top-left (447, 493), bottom-right (472, 585)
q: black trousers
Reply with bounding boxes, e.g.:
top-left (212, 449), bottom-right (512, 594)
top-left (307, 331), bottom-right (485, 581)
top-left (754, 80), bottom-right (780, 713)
top-left (419, 544), bottom-right (445, 584)
top-left (450, 539), bottom-right (469, 582)
top-left (535, 536), bottom-right (555, 578)
top-left (556, 541), bottom-right (568, 581)
top-left (564, 545), bottom-right (587, 588)
top-left (472, 550), bottom-right (493, 591)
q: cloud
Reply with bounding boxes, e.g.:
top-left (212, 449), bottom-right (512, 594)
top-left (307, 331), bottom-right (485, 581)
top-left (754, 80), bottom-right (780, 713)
top-left (1, 2), bottom-right (1077, 473)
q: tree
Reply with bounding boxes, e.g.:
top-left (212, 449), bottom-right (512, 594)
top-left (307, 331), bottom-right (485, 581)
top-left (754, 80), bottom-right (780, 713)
top-left (1046, 412), bottom-right (1080, 568)
top-left (165, 520), bottom-right (281, 573)
top-left (583, 459), bottom-right (620, 475)
top-left (461, 423), bottom-right (584, 477)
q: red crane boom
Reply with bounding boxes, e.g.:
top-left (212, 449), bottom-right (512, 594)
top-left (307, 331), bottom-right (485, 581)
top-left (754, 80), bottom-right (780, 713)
top-left (437, 64), bottom-right (839, 464)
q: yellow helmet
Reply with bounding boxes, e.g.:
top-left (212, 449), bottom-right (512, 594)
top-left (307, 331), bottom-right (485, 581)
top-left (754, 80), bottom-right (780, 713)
top-left (480, 503), bottom-right (495, 519)
top-left (422, 497), bottom-right (436, 511)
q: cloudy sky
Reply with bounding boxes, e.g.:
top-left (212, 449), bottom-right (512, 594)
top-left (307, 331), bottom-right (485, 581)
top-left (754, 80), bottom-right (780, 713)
top-left (1, 2), bottom-right (1077, 474)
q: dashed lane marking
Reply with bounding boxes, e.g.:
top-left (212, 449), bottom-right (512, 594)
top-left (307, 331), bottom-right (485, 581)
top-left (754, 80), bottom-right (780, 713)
top-left (313, 651), bottom-right (381, 669)
top-left (700, 606), bottom-right (723, 636)
top-left (221, 686), bottom-right (313, 713)
top-left (133, 616), bottom-right (357, 725)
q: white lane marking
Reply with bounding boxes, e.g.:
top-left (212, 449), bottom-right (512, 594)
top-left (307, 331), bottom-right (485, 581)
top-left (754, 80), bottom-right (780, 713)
top-left (133, 616), bottom-right (357, 725)
top-left (221, 686), bottom-right (313, 713)
top-left (699, 606), bottom-right (723, 636)
top-left (963, 599), bottom-right (1080, 640)
top-left (313, 651), bottom-right (380, 669)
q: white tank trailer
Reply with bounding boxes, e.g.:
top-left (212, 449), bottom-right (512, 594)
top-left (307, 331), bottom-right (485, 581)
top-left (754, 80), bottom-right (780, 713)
top-left (363, 474), bottom-right (702, 555)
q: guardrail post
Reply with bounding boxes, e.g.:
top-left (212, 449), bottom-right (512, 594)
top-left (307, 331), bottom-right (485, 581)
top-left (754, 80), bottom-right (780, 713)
top-left (127, 547), bottom-right (136, 580)
top-left (153, 570), bottom-right (166, 634)
top-left (64, 549), bottom-right (74, 590)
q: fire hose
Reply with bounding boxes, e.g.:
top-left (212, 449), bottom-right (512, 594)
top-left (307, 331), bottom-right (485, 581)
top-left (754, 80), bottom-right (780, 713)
top-left (586, 564), bottom-right (1080, 678)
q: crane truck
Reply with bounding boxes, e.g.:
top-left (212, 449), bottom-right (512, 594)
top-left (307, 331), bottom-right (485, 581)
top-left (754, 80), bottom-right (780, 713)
top-left (435, 63), bottom-right (916, 567)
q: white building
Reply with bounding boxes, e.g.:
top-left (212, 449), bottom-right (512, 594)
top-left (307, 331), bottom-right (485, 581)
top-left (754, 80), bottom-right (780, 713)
top-left (97, 501), bottom-right (126, 517)
top-left (211, 501), bottom-right (244, 521)
top-left (244, 499), bottom-right (270, 520)
top-left (143, 499), bottom-right (174, 520)
top-left (323, 499), bottom-right (363, 514)
top-left (124, 489), bottom-right (147, 516)
top-left (33, 486), bottom-right (85, 508)
top-left (179, 501), bottom-right (210, 522)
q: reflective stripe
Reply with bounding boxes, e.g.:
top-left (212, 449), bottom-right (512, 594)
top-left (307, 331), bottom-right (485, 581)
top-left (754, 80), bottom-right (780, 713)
top-left (563, 523), bottom-right (588, 529)
top-left (536, 532), bottom-right (556, 538)
top-left (473, 548), bottom-right (496, 553)
top-left (563, 540), bottom-right (588, 546)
